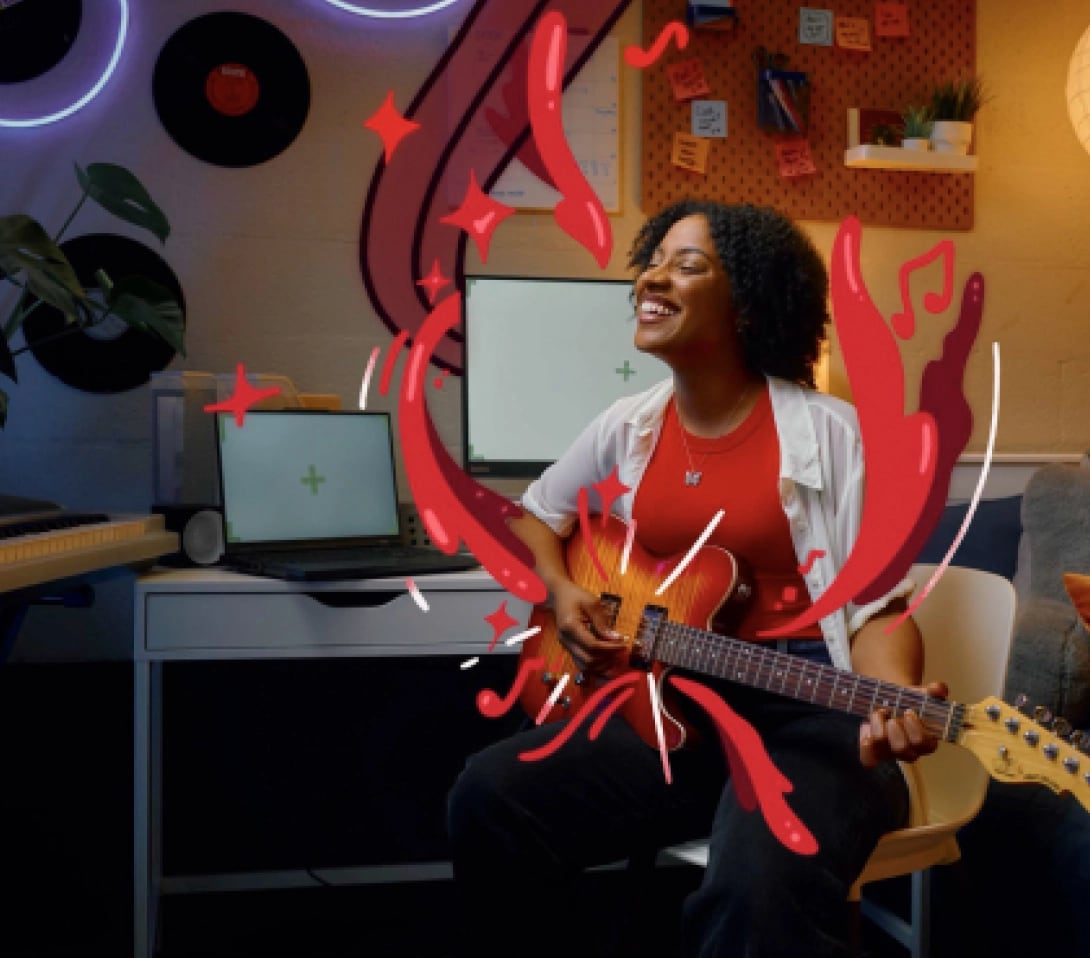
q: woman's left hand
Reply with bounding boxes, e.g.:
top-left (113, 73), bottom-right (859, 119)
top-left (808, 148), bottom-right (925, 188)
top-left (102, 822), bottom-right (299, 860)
top-left (859, 680), bottom-right (949, 767)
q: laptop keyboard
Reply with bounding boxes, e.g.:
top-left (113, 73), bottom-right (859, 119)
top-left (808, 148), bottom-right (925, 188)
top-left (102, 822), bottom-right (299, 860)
top-left (230, 544), bottom-right (479, 579)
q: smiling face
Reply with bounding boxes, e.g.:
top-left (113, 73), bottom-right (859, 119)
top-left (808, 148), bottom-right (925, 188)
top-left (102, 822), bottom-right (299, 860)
top-left (632, 214), bottom-right (738, 365)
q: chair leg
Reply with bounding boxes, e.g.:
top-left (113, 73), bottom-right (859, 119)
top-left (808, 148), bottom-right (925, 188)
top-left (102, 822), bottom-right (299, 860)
top-left (909, 868), bottom-right (931, 958)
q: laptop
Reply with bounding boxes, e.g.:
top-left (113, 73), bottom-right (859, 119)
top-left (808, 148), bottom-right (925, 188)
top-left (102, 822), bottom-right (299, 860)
top-left (213, 409), bottom-right (479, 581)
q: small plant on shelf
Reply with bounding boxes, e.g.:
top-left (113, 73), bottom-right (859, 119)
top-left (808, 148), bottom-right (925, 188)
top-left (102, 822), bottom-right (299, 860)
top-left (900, 104), bottom-right (933, 140)
top-left (929, 77), bottom-right (986, 121)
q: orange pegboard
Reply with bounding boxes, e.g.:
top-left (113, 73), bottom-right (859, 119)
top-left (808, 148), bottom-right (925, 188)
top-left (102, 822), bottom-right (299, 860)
top-left (641, 1), bottom-right (976, 229)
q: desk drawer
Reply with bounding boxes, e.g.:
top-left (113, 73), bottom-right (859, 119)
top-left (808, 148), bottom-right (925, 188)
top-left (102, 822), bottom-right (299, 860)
top-left (144, 588), bottom-right (531, 655)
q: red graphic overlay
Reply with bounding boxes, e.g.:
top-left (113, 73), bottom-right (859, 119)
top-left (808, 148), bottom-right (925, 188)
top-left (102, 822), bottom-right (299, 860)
top-left (205, 64), bottom-right (259, 116)
top-left (797, 549), bottom-right (825, 575)
top-left (670, 675), bottom-right (818, 854)
top-left (577, 486), bottom-right (609, 581)
top-left (485, 600), bottom-right (520, 652)
top-left (440, 170), bottom-right (515, 263)
top-left (592, 465), bottom-right (631, 525)
top-left (587, 686), bottom-right (636, 739)
top-left (891, 240), bottom-right (955, 340)
top-left (624, 20), bottom-right (689, 69)
top-left (476, 656), bottom-right (547, 718)
top-left (378, 329), bottom-right (409, 396)
top-left (363, 89), bottom-right (421, 163)
top-left (203, 363), bottom-right (282, 427)
top-left (416, 258), bottom-right (452, 305)
top-left (397, 294), bottom-right (545, 604)
top-left (528, 12), bottom-right (612, 268)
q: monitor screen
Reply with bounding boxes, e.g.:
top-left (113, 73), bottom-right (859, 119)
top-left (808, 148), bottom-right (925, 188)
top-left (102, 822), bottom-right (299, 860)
top-left (462, 275), bottom-right (671, 478)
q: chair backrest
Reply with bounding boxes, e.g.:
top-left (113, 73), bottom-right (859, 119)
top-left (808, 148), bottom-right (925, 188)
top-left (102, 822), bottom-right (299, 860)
top-left (907, 563), bottom-right (1017, 829)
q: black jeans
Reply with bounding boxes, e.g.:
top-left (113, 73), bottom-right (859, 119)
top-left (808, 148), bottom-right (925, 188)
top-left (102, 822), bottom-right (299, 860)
top-left (447, 670), bottom-right (909, 958)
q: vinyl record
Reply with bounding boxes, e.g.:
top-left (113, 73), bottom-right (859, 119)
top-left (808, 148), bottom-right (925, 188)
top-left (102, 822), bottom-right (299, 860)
top-left (152, 12), bottom-right (310, 167)
top-left (0, 0), bottom-right (82, 83)
top-left (22, 234), bottom-right (186, 394)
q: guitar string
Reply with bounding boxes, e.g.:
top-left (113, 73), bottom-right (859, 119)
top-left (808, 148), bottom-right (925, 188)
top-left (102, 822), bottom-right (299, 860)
top-left (649, 618), bottom-right (955, 735)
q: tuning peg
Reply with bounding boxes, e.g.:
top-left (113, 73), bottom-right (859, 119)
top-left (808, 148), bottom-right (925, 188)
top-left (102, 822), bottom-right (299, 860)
top-left (1070, 730), bottom-right (1090, 755)
top-left (1052, 717), bottom-right (1074, 739)
top-left (1014, 693), bottom-right (1031, 713)
top-left (1033, 705), bottom-right (1055, 727)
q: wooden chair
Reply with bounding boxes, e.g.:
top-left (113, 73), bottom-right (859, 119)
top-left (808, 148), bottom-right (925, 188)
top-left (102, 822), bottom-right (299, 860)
top-left (659, 562), bottom-right (1018, 958)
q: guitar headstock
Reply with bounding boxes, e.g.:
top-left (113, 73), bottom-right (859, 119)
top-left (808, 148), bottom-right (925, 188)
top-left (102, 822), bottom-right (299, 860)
top-left (960, 695), bottom-right (1090, 814)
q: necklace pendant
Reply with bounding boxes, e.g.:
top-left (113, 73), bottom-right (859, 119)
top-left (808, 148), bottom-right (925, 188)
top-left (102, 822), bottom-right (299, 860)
top-left (684, 470), bottom-right (702, 486)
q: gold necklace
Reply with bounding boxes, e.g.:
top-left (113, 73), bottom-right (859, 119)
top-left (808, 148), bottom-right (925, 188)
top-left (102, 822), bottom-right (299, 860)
top-left (677, 385), bottom-right (753, 487)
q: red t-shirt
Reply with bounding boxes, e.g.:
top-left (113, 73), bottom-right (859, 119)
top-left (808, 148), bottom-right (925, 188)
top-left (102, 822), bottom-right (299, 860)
top-left (631, 387), bottom-right (821, 640)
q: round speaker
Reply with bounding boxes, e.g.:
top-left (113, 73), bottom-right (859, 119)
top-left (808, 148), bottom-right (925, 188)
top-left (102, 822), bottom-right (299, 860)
top-left (181, 509), bottom-right (224, 566)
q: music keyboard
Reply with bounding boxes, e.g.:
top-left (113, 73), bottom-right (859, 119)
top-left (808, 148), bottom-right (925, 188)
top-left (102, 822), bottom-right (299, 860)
top-left (0, 514), bottom-right (179, 592)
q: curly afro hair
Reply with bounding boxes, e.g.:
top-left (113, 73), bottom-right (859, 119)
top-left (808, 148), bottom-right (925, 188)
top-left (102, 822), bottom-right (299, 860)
top-left (627, 200), bottom-right (828, 387)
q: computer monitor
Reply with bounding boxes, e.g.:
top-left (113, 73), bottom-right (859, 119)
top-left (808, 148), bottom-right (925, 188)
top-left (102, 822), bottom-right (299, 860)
top-left (461, 275), bottom-right (671, 479)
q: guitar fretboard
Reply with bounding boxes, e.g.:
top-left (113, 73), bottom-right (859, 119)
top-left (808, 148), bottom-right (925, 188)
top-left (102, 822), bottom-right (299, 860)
top-left (643, 611), bottom-right (964, 742)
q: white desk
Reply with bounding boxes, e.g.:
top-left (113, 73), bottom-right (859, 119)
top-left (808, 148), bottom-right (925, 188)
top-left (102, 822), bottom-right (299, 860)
top-left (133, 566), bottom-right (529, 958)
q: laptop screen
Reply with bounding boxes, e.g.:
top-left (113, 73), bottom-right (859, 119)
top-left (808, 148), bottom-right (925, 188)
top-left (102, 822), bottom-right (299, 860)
top-left (215, 411), bottom-right (401, 547)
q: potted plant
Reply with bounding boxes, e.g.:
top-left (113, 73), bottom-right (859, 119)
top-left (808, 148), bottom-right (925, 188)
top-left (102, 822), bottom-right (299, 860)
top-left (928, 78), bottom-right (986, 154)
top-left (0, 162), bottom-right (185, 427)
top-left (900, 104), bottom-right (933, 151)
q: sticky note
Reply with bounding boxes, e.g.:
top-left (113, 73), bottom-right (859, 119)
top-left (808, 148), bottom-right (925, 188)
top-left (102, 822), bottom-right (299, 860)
top-left (776, 139), bottom-right (817, 178)
top-left (835, 17), bottom-right (872, 51)
top-left (874, 2), bottom-right (910, 38)
top-left (672, 132), bottom-right (711, 174)
top-left (667, 59), bottom-right (712, 101)
top-left (799, 8), bottom-right (833, 46)
top-left (692, 100), bottom-right (727, 138)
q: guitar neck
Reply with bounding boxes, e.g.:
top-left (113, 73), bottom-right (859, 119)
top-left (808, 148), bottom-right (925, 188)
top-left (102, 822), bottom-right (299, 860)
top-left (645, 614), bottom-right (964, 743)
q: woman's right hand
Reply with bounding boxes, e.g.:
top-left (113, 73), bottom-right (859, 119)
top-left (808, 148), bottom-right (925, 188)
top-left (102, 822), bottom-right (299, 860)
top-left (550, 578), bottom-right (628, 676)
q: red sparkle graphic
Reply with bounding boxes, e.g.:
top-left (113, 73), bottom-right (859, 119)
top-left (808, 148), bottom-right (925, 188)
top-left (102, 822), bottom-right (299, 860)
top-left (363, 90), bottom-right (421, 164)
top-left (203, 363), bottom-right (282, 427)
top-left (671, 675), bottom-right (818, 854)
top-left (528, 12), bottom-right (612, 268)
top-left (416, 259), bottom-right (452, 306)
top-left (432, 370), bottom-right (451, 389)
top-left (624, 21), bottom-right (689, 69)
top-left (485, 600), bottom-right (520, 652)
top-left (592, 466), bottom-right (631, 526)
top-left (440, 170), bottom-right (515, 263)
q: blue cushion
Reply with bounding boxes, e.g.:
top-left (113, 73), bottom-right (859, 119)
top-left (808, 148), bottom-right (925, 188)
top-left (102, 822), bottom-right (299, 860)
top-left (915, 495), bottom-right (1023, 580)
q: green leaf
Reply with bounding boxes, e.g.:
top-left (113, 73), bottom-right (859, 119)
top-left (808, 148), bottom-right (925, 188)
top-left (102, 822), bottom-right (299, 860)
top-left (0, 214), bottom-right (88, 324)
top-left (104, 275), bottom-right (186, 356)
top-left (0, 332), bottom-right (16, 383)
top-left (75, 162), bottom-right (171, 243)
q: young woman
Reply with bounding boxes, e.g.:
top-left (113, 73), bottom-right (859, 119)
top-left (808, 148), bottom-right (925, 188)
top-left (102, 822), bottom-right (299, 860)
top-left (448, 200), bottom-right (946, 957)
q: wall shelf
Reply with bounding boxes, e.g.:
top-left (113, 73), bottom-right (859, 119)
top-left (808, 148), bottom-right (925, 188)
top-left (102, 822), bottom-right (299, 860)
top-left (844, 145), bottom-right (978, 172)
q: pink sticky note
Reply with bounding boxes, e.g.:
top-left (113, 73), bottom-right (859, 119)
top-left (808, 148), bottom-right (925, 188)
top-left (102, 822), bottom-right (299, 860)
top-left (874, 2), bottom-right (910, 38)
top-left (667, 58), bottom-right (712, 101)
top-left (776, 139), bottom-right (817, 178)
top-left (836, 16), bottom-right (872, 51)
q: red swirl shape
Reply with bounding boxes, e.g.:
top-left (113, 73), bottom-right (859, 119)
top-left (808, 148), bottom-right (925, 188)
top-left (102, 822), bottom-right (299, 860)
top-left (528, 12), bottom-right (612, 268)
top-left (624, 20), bottom-right (689, 69)
top-left (359, 0), bottom-right (630, 372)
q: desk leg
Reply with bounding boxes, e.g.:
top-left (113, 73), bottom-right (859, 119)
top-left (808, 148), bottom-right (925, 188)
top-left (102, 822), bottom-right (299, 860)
top-left (134, 660), bottom-right (163, 958)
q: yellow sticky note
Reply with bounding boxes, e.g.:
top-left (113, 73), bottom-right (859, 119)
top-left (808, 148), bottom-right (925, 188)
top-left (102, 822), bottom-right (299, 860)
top-left (836, 16), bottom-right (872, 51)
top-left (775, 139), bottom-right (817, 178)
top-left (672, 132), bottom-right (710, 174)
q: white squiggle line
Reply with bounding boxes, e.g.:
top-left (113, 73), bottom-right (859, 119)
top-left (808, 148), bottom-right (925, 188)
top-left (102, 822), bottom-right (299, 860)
top-left (358, 346), bottom-right (380, 409)
top-left (647, 673), bottom-right (672, 784)
top-left (460, 657), bottom-right (479, 669)
top-left (655, 509), bottom-right (725, 596)
top-left (536, 673), bottom-right (569, 725)
top-left (406, 577), bottom-right (429, 611)
top-left (892, 340), bottom-right (1000, 630)
top-left (504, 626), bottom-right (542, 647)
top-left (620, 519), bottom-right (637, 576)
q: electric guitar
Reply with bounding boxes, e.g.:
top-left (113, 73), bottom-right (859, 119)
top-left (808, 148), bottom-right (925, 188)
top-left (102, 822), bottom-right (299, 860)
top-left (518, 514), bottom-right (1090, 813)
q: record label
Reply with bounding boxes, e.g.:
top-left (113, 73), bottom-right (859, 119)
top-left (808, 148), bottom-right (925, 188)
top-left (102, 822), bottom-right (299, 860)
top-left (152, 12), bottom-right (310, 167)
